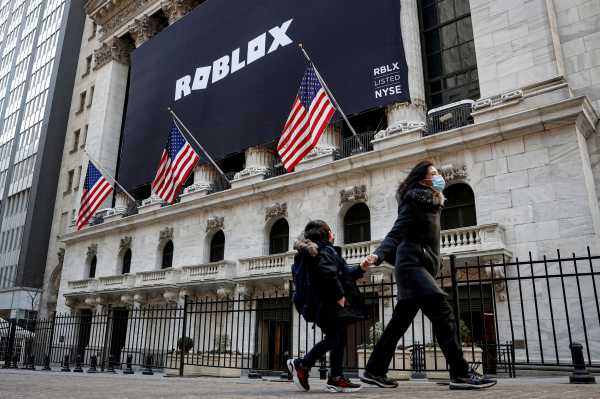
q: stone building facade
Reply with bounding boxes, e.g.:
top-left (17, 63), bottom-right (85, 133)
top-left (43, 0), bottom-right (600, 370)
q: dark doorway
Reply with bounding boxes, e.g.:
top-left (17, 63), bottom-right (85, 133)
top-left (269, 219), bottom-right (289, 254)
top-left (162, 241), bottom-right (173, 269)
top-left (210, 231), bottom-right (225, 262)
top-left (109, 308), bottom-right (129, 368)
top-left (344, 203), bottom-right (371, 244)
top-left (122, 249), bottom-right (131, 274)
top-left (441, 183), bottom-right (476, 230)
top-left (254, 298), bottom-right (290, 371)
top-left (77, 309), bottom-right (92, 359)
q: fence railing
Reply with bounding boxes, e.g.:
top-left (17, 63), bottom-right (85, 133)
top-left (3, 248), bottom-right (599, 378)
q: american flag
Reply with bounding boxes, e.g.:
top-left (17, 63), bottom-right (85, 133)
top-left (277, 64), bottom-right (335, 171)
top-left (151, 123), bottom-right (200, 204)
top-left (77, 161), bottom-right (113, 230)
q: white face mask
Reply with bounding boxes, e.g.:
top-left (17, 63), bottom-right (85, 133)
top-left (432, 175), bottom-right (446, 192)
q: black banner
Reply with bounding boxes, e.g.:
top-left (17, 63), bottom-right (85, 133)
top-left (119, 0), bottom-right (409, 190)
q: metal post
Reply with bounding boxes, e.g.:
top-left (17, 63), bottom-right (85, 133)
top-left (123, 355), bottom-right (134, 375)
top-left (179, 295), bottom-right (189, 377)
top-left (87, 355), bottom-right (98, 373)
top-left (569, 343), bottom-right (596, 384)
top-left (449, 255), bottom-right (462, 347)
top-left (2, 319), bottom-right (16, 368)
top-left (61, 355), bottom-right (70, 372)
top-left (101, 305), bottom-right (112, 372)
top-left (43, 312), bottom-right (56, 371)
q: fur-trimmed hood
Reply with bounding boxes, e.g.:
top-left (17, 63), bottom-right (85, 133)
top-left (293, 238), bottom-right (319, 257)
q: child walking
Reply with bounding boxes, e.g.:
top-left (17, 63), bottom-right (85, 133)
top-left (287, 220), bottom-right (369, 393)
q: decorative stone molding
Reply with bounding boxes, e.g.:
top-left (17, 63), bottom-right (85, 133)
top-left (162, 290), bottom-right (178, 303)
top-left (265, 203), bottom-right (287, 222)
top-left (133, 293), bottom-right (146, 304)
top-left (206, 216), bottom-right (224, 233)
top-left (374, 120), bottom-right (427, 139)
top-left (472, 89), bottom-right (524, 111)
top-left (141, 193), bottom-right (163, 207)
top-left (86, 244), bottom-right (98, 259)
top-left (235, 284), bottom-right (251, 299)
top-left (88, 0), bottom-right (155, 40)
top-left (128, 14), bottom-right (161, 47)
top-left (120, 294), bottom-right (134, 305)
top-left (57, 248), bottom-right (65, 266)
top-left (340, 185), bottom-right (368, 205)
top-left (93, 37), bottom-right (133, 70)
top-left (159, 227), bottom-right (174, 242)
top-left (161, 0), bottom-right (199, 24)
top-left (119, 236), bottom-right (132, 252)
top-left (439, 164), bottom-right (467, 182)
top-left (216, 286), bottom-right (233, 299)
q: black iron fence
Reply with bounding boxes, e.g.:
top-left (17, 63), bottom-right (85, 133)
top-left (2, 249), bottom-right (599, 378)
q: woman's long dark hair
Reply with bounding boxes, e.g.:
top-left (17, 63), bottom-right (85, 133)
top-left (396, 160), bottom-right (434, 202)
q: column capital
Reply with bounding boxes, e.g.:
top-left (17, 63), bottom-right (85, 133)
top-left (128, 14), bottom-right (161, 47)
top-left (93, 37), bottom-right (133, 70)
top-left (161, 0), bottom-right (199, 25)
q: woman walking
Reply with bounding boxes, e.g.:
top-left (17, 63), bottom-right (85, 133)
top-left (287, 220), bottom-right (367, 393)
top-left (359, 160), bottom-right (496, 390)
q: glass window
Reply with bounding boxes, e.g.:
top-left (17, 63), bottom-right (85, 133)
top-left (269, 219), bottom-right (289, 254)
top-left (419, 0), bottom-right (479, 108)
top-left (441, 183), bottom-right (477, 230)
top-left (162, 241), bottom-right (173, 269)
top-left (209, 231), bottom-right (225, 262)
top-left (122, 248), bottom-right (131, 274)
top-left (343, 203), bottom-right (371, 244)
top-left (88, 256), bottom-right (96, 278)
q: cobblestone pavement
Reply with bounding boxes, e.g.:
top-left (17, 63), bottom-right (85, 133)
top-left (0, 369), bottom-right (599, 399)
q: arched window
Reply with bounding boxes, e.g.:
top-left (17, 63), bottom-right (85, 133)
top-left (441, 183), bottom-right (477, 230)
top-left (343, 203), bottom-right (371, 244)
top-left (162, 241), bottom-right (173, 269)
top-left (122, 249), bottom-right (131, 274)
top-left (209, 231), bottom-right (225, 263)
top-left (89, 256), bottom-right (97, 278)
top-left (269, 219), bottom-right (289, 255)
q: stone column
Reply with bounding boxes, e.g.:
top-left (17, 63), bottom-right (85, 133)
top-left (88, 37), bottom-right (133, 211)
top-left (380, 0), bottom-right (427, 137)
top-left (296, 124), bottom-right (341, 171)
top-left (232, 146), bottom-right (275, 187)
top-left (181, 163), bottom-right (217, 200)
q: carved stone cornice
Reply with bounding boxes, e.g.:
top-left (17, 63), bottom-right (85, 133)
top-left (87, 0), bottom-right (155, 40)
top-left (439, 164), bottom-right (467, 182)
top-left (340, 185), bottom-right (368, 205)
top-left (265, 203), bottom-right (287, 222)
top-left (86, 244), bottom-right (98, 259)
top-left (159, 227), bottom-right (174, 243)
top-left (161, 0), bottom-right (199, 24)
top-left (206, 216), bottom-right (224, 233)
top-left (93, 37), bottom-right (133, 70)
top-left (128, 14), bottom-right (160, 47)
top-left (119, 236), bottom-right (132, 252)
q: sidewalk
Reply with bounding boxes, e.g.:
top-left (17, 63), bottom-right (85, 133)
top-left (0, 369), bottom-right (598, 399)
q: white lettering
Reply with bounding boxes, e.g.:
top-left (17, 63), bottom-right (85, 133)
top-left (191, 66), bottom-right (211, 90)
top-left (247, 33), bottom-right (266, 65)
top-left (212, 55), bottom-right (230, 83)
top-left (231, 48), bottom-right (246, 73)
top-left (267, 18), bottom-right (293, 54)
top-left (175, 75), bottom-right (192, 101)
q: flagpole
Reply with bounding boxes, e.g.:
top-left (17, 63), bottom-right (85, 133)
top-left (83, 149), bottom-right (137, 204)
top-left (167, 107), bottom-right (230, 185)
top-left (297, 43), bottom-right (363, 151)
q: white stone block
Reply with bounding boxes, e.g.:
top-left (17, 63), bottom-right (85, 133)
top-left (515, 221), bottom-right (560, 242)
top-left (495, 170), bottom-right (529, 191)
top-left (507, 149), bottom-right (550, 172)
top-left (492, 206), bottom-right (535, 226)
top-left (295, 151), bottom-right (336, 171)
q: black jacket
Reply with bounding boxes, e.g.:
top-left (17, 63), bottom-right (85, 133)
top-left (374, 187), bottom-right (446, 300)
top-left (294, 239), bottom-right (366, 328)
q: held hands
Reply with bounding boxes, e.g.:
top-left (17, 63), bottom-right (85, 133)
top-left (337, 296), bottom-right (347, 307)
top-left (360, 254), bottom-right (379, 271)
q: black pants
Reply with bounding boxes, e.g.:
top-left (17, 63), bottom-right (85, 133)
top-left (366, 294), bottom-right (469, 379)
top-left (302, 323), bottom-right (347, 378)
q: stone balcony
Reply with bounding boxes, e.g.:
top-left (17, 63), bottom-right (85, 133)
top-left (64, 224), bottom-right (509, 299)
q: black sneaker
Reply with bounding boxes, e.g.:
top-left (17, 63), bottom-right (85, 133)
top-left (326, 376), bottom-right (362, 393)
top-left (449, 369), bottom-right (497, 390)
top-left (359, 370), bottom-right (399, 388)
top-left (287, 358), bottom-right (310, 391)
